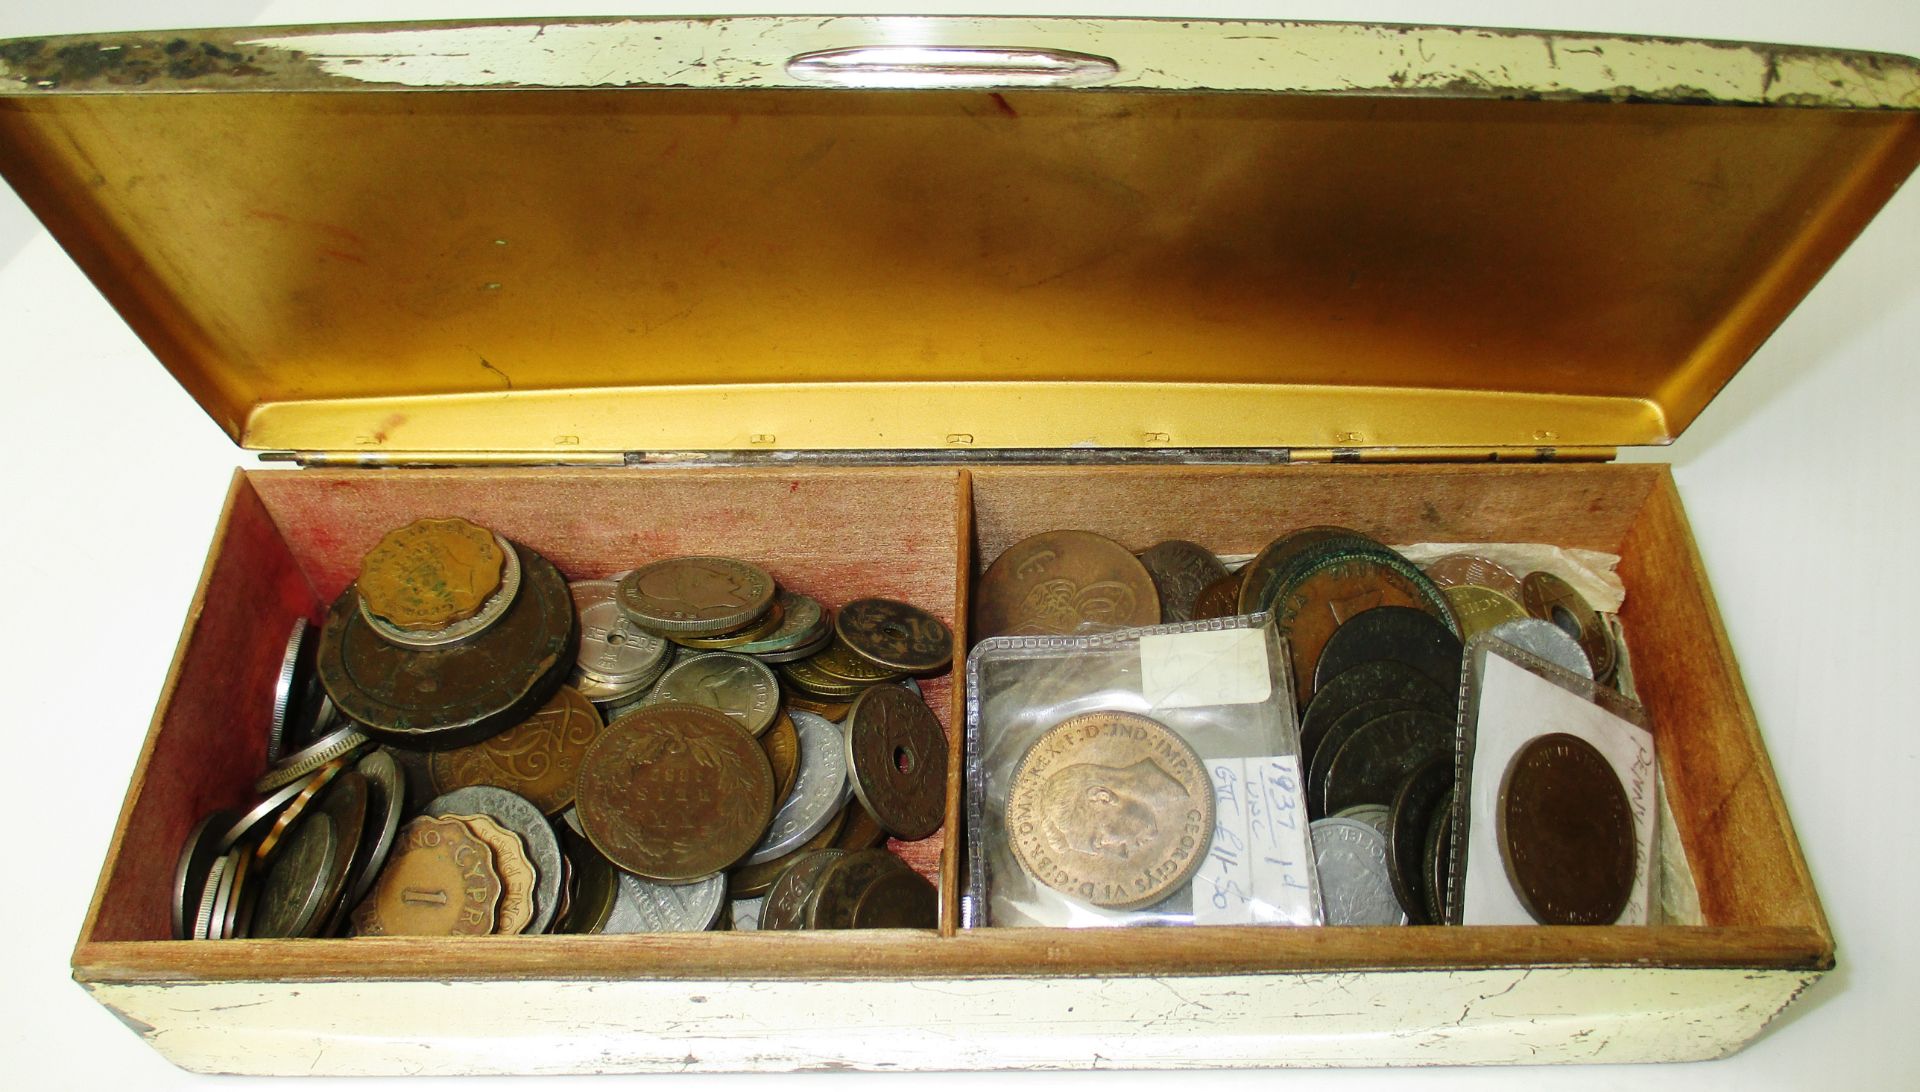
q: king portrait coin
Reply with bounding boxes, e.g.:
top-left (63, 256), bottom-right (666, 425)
top-left (644, 652), bottom-right (780, 737)
top-left (615, 556), bottom-right (776, 637)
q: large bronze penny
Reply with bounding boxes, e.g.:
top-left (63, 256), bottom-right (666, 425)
top-left (835, 598), bottom-right (953, 676)
top-left (646, 652), bottom-right (781, 737)
top-left (1312, 606), bottom-right (1464, 696)
top-left (850, 866), bottom-right (939, 929)
top-left (1520, 572), bottom-right (1617, 683)
top-left (1264, 549), bottom-right (1458, 711)
top-left (430, 685), bottom-right (603, 815)
top-left (1304, 698), bottom-right (1437, 808)
top-left (1299, 660), bottom-right (1454, 769)
top-left (1498, 733), bottom-right (1636, 926)
top-left (759, 849), bottom-right (846, 930)
top-left (615, 556), bottom-right (776, 638)
top-left (1136, 540), bottom-right (1229, 625)
top-left (1386, 754), bottom-right (1455, 924)
top-left (350, 815), bottom-right (502, 937)
top-left (319, 541), bottom-right (577, 751)
top-left (806, 849), bottom-right (914, 930)
top-left (1005, 711), bottom-right (1212, 911)
top-left (1320, 709), bottom-right (1454, 817)
top-left (357, 517), bottom-right (506, 631)
top-left (575, 703), bottom-right (775, 882)
top-left (1189, 569), bottom-right (1246, 621)
top-left (974, 530), bottom-right (1159, 639)
top-left (1236, 526), bottom-right (1374, 616)
top-left (843, 685), bottom-right (947, 841)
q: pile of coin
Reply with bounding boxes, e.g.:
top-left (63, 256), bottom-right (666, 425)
top-left (173, 518), bottom-right (950, 939)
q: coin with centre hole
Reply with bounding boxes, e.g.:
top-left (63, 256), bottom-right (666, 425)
top-left (1498, 733), bottom-right (1636, 926)
top-left (843, 685), bottom-right (947, 841)
top-left (644, 652), bottom-right (780, 737)
top-left (430, 685), bottom-right (603, 814)
top-left (1520, 571), bottom-right (1617, 682)
top-left (570, 580), bottom-right (672, 688)
top-left (1136, 540), bottom-right (1229, 625)
top-left (835, 598), bottom-right (953, 676)
top-left (615, 556), bottom-right (776, 637)
top-left (974, 530), bottom-right (1160, 640)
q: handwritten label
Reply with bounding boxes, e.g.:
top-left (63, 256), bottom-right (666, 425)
top-left (1192, 755), bottom-right (1318, 926)
top-left (1139, 628), bottom-right (1271, 710)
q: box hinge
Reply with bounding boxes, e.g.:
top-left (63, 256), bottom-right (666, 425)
top-left (261, 448), bottom-right (1301, 469)
top-left (1287, 446), bottom-right (1617, 464)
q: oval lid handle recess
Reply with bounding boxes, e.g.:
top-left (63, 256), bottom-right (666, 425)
top-left (786, 46), bottom-right (1120, 88)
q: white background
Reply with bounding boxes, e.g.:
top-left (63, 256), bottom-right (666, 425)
top-left (1, 1), bottom-right (1915, 1088)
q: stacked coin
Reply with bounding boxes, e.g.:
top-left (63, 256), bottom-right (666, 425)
top-left (569, 578), bottom-right (675, 706)
top-left (1426, 553), bottom-right (1618, 683)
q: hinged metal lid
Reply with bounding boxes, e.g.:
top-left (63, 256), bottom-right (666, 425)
top-left (2, 16), bottom-right (1916, 454)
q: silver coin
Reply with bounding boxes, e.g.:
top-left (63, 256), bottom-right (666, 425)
top-left (255, 722), bottom-right (373, 794)
top-left (558, 805), bottom-right (585, 837)
top-left (174, 810), bottom-right (236, 940)
top-left (423, 785), bottom-right (561, 934)
top-left (269, 619), bottom-right (309, 765)
top-left (643, 652), bottom-right (779, 737)
top-left (729, 897), bottom-right (765, 931)
top-left (193, 852), bottom-right (233, 941)
top-left (357, 532), bottom-right (522, 649)
top-left (215, 849), bottom-right (253, 940)
top-left (340, 749), bottom-right (407, 912)
top-left (600, 871), bottom-right (727, 934)
top-left (1489, 618), bottom-right (1594, 679)
top-left (1333, 803), bottom-right (1392, 838)
top-left (744, 711), bottom-right (849, 865)
top-left (219, 767), bottom-right (329, 854)
top-left (1311, 817), bottom-right (1407, 926)
top-left (571, 580), bottom-right (673, 684)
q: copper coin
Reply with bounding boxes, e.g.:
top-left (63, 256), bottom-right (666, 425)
top-left (758, 849), bottom-right (847, 930)
top-left (672, 598), bottom-right (787, 650)
top-left (318, 541), bottom-right (577, 751)
top-left (173, 810), bottom-right (237, 940)
top-left (1135, 540), bottom-right (1229, 624)
top-left (843, 685), bottom-right (947, 841)
top-left (645, 652), bottom-right (781, 737)
top-left (553, 825), bottom-right (618, 935)
top-left (1264, 548), bottom-right (1458, 711)
top-left (615, 556), bottom-right (776, 637)
top-left (1520, 572), bottom-right (1617, 682)
top-left (1312, 606), bottom-right (1463, 696)
top-left (1005, 710), bottom-right (1213, 911)
top-left (1189, 569), bottom-right (1246, 621)
top-left (429, 685), bottom-right (603, 814)
top-left (805, 849), bottom-right (913, 930)
top-left (350, 815), bottom-right (502, 937)
top-left (726, 808), bottom-right (847, 898)
top-left (1319, 709), bottom-right (1454, 817)
top-left (974, 530), bottom-right (1160, 639)
top-left (805, 638), bottom-right (909, 686)
top-left (834, 800), bottom-right (889, 851)
top-left (422, 786), bottom-right (562, 934)
top-left (1236, 526), bottom-right (1372, 616)
top-left (761, 711), bottom-right (802, 809)
top-left (1425, 553), bottom-right (1523, 600)
top-left (1299, 660), bottom-right (1453, 769)
top-left (576, 703), bottom-right (775, 882)
top-left (835, 598), bottom-right (953, 676)
top-left (445, 813), bottom-right (537, 935)
top-left (254, 759), bottom-right (349, 862)
top-left (1386, 754), bottom-right (1455, 924)
top-left (785, 692), bottom-right (854, 722)
top-left (850, 866), bottom-right (938, 929)
top-left (357, 517), bottom-right (507, 631)
top-left (1443, 585), bottom-right (1527, 640)
top-left (251, 810), bottom-right (339, 939)
top-left (1498, 733), bottom-right (1636, 926)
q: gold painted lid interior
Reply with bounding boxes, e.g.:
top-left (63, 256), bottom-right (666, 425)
top-left (1, 17), bottom-right (1917, 454)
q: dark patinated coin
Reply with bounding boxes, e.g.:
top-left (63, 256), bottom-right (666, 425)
top-left (1321, 709), bottom-right (1454, 817)
top-left (1386, 754), bottom-right (1455, 924)
top-left (1189, 569), bottom-right (1246, 621)
top-left (1261, 547), bottom-right (1458, 712)
top-left (843, 684), bottom-right (947, 841)
top-left (761, 711), bottom-right (802, 809)
top-left (250, 810), bottom-right (339, 939)
top-left (1305, 698), bottom-right (1432, 805)
top-left (318, 541), bottom-right (577, 751)
top-left (759, 849), bottom-right (847, 930)
top-left (732, 593), bottom-right (831, 659)
top-left (1135, 540), bottom-right (1229, 625)
top-left (429, 685), bottom-right (604, 814)
top-left (835, 598), bottom-right (953, 676)
top-left (833, 801), bottom-right (889, 852)
top-left (173, 810), bottom-right (238, 940)
top-left (1520, 571), bottom-right (1617, 683)
top-left (615, 556), bottom-right (776, 638)
top-left (806, 849), bottom-right (914, 930)
top-left (849, 865), bottom-right (938, 929)
top-left (306, 770), bottom-right (371, 936)
top-left (553, 825), bottom-right (618, 935)
top-left (1311, 606), bottom-right (1464, 697)
top-left (1425, 791), bottom-right (1455, 925)
top-left (1299, 660), bottom-right (1453, 771)
top-left (1236, 526), bottom-right (1367, 616)
top-left (974, 530), bottom-right (1160, 639)
top-left (1498, 733), bottom-right (1636, 926)
top-left (340, 749), bottom-right (407, 912)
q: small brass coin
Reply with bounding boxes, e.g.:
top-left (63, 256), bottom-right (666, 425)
top-left (805, 849), bottom-right (915, 930)
top-left (974, 530), bottom-right (1160, 639)
top-left (1425, 554), bottom-right (1524, 600)
top-left (1005, 710), bottom-right (1213, 911)
top-left (252, 811), bottom-right (339, 939)
top-left (843, 685), bottom-right (947, 841)
top-left (758, 849), bottom-right (847, 930)
top-left (421, 786), bottom-right (563, 935)
top-left (727, 808), bottom-right (847, 898)
top-left (1189, 569), bottom-right (1246, 621)
top-left (429, 685), bottom-right (604, 815)
top-left (761, 711), bottom-right (802, 809)
top-left (1386, 754), bottom-right (1455, 924)
top-left (1497, 733), bottom-right (1636, 926)
top-left (445, 813), bottom-right (537, 935)
top-left (785, 693), bottom-right (854, 722)
top-left (357, 517), bottom-right (506, 631)
top-left (806, 638), bottom-right (909, 686)
top-left (778, 654), bottom-right (876, 701)
top-left (834, 598), bottom-right (953, 676)
top-left (351, 815), bottom-right (502, 937)
top-left (849, 866), bottom-right (938, 929)
top-left (1136, 540), bottom-right (1229, 625)
top-left (576, 703), bottom-right (775, 882)
top-left (1442, 585), bottom-right (1527, 641)
top-left (615, 556), bottom-right (776, 637)
top-left (645, 652), bottom-right (781, 737)
top-left (1520, 571), bottom-right (1617, 682)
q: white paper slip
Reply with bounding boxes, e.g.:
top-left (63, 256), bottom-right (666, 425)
top-left (1192, 755), bottom-right (1319, 926)
top-left (1139, 627), bottom-right (1272, 710)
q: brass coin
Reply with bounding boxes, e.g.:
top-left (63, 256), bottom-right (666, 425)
top-left (1425, 553), bottom-right (1523, 600)
top-left (806, 638), bottom-right (909, 686)
top-left (671, 599), bottom-right (785, 650)
top-left (843, 685), bottom-right (947, 841)
top-left (1188, 569), bottom-right (1246, 621)
top-left (1443, 585), bottom-right (1527, 640)
top-left (350, 815), bottom-right (502, 937)
top-left (1005, 711), bottom-right (1213, 911)
top-left (1498, 733), bottom-right (1636, 926)
top-left (252, 811), bottom-right (339, 939)
top-left (576, 703), bottom-right (775, 882)
top-left (319, 541), bottom-right (578, 751)
top-left (255, 722), bottom-right (371, 794)
top-left (615, 556), bottom-right (777, 638)
top-left (732, 593), bottom-right (830, 658)
top-left (758, 849), bottom-right (847, 930)
top-left (974, 530), bottom-right (1160, 640)
top-left (785, 692), bottom-right (853, 722)
top-left (444, 813), bottom-right (537, 935)
top-left (645, 652), bottom-right (781, 737)
top-left (360, 534), bottom-right (521, 650)
top-left (357, 517), bottom-right (506, 631)
top-left (429, 685), bottom-right (603, 815)
top-left (254, 759), bottom-right (348, 862)
top-left (1520, 571), bottom-right (1617, 682)
top-left (1262, 547), bottom-right (1458, 712)
top-left (761, 711), bottom-right (802, 810)
top-left (834, 598), bottom-right (953, 676)
top-left (1135, 540), bottom-right (1229, 625)
top-left (777, 654), bottom-right (876, 701)
top-left (726, 808), bottom-right (847, 898)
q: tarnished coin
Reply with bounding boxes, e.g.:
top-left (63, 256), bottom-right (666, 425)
top-left (357, 517), bottom-right (507, 631)
top-left (1263, 548), bottom-right (1458, 712)
top-left (252, 811), bottom-right (340, 939)
top-left (672, 599), bottom-right (786, 651)
top-left (1520, 571), bottom-right (1617, 682)
top-left (340, 749), bottom-right (407, 912)
top-left (255, 759), bottom-right (349, 861)
top-left (430, 685), bottom-right (603, 814)
top-left (806, 639), bottom-right (909, 686)
top-left (759, 850), bottom-right (847, 930)
top-left (1236, 526), bottom-right (1373, 616)
top-left (1299, 660), bottom-right (1453, 770)
top-left (1443, 585), bottom-right (1528, 641)
top-left (615, 556), bottom-right (776, 637)
top-left (1387, 754), bottom-right (1455, 924)
top-left (806, 849), bottom-right (916, 930)
top-left (1189, 569), bottom-right (1246, 621)
top-left (319, 542), bottom-right (578, 751)
top-left (728, 808), bottom-right (847, 898)
top-left (761, 711), bottom-right (802, 809)
top-left (850, 866), bottom-right (939, 929)
top-left (1489, 618), bottom-right (1593, 679)
top-left (778, 649), bottom-right (887, 700)
top-left (1312, 606), bottom-right (1463, 697)
top-left (576, 703), bottom-right (775, 882)
top-left (570, 580), bottom-right (672, 692)
top-left (844, 685), bottom-right (947, 841)
top-left (1310, 817), bottom-right (1406, 926)
top-left (1305, 698), bottom-right (1432, 805)
top-left (194, 851), bottom-right (234, 941)
top-left (732, 593), bottom-right (830, 659)
top-left (1136, 540), bottom-right (1229, 625)
top-left (1316, 708), bottom-right (1453, 818)
top-left (173, 810), bottom-right (237, 940)
top-left (974, 530), bottom-right (1160, 639)
top-left (270, 618), bottom-right (328, 765)
top-left (361, 533), bottom-right (522, 650)
top-left (645, 652), bottom-right (780, 737)
top-left (1006, 710), bottom-right (1213, 911)
top-left (602, 871), bottom-right (727, 934)
top-left (444, 813), bottom-right (537, 934)
top-left (835, 598), bottom-right (953, 676)
top-left (1498, 733), bottom-right (1636, 926)
top-left (255, 722), bottom-right (371, 794)
top-left (351, 815), bottom-right (501, 937)
top-left (1425, 553), bottom-right (1524, 600)
top-left (834, 801), bottom-right (890, 852)
top-left (422, 785), bottom-right (562, 934)
top-left (746, 711), bottom-right (850, 865)
top-left (1425, 791), bottom-right (1455, 925)
top-left (1332, 803), bottom-right (1391, 838)
top-left (785, 692), bottom-right (854, 722)
top-left (304, 770), bottom-right (370, 935)
top-left (553, 825), bottom-right (617, 935)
